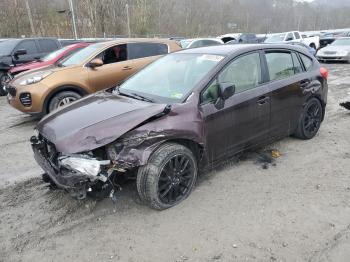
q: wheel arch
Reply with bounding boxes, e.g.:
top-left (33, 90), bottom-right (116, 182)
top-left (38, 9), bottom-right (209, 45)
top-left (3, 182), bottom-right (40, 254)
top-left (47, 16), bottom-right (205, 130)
top-left (157, 138), bottom-right (205, 164)
top-left (43, 85), bottom-right (89, 114)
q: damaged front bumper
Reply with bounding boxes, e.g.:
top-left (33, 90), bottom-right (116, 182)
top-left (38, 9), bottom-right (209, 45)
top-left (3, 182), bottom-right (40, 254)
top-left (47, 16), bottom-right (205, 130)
top-left (31, 135), bottom-right (111, 199)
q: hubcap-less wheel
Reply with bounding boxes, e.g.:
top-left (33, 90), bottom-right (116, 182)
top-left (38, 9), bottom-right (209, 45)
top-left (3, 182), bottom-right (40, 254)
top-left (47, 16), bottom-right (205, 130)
top-left (57, 96), bottom-right (77, 108)
top-left (158, 154), bottom-right (195, 205)
top-left (136, 143), bottom-right (197, 210)
top-left (302, 100), bottom-right (322, 138)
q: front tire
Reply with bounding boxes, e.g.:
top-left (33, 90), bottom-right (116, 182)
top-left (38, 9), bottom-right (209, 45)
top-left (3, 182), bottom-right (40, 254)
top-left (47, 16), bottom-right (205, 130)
top-left (137, 143), bottom-right (198, 210)
top-left (293, 98), bottom-right (323, 140)
top-left (48, 91), bottom-right (82, 113)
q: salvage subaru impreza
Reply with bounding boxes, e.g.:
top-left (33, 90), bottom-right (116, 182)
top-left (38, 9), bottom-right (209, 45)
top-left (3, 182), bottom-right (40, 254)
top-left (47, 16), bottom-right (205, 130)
top-left (31, 44), bottom-right (328, 210)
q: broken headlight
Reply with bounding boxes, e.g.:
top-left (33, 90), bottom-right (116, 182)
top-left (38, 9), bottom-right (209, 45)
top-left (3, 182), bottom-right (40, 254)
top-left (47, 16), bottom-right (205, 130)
top-left (59, 155), bottom-right (110, 178)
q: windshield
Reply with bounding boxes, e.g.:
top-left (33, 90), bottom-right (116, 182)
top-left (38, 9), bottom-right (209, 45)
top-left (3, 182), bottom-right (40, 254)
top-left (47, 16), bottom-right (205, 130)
top-left (61, 43), bottom-right (103, 66)
top-left (118, 53), bottom-right (224, 103)
top-left (265, 34), bottom-right (286, 43)
top-left (180, 40), bottom-right (192, 48)
top-left (331, 39), bottom-right (350, 46)
top-left (0, 40), bottom-right (18, 56)
top-left (41, 46), bottom-right (71, 62)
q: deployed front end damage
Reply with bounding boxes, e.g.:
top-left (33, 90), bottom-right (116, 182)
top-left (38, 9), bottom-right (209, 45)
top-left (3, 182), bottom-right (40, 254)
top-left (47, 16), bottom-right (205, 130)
top-left (31, 134), bottom-right (115, 199)
top-left (30, 90), bottom-right (204, 202)
top-left (31, 128), bottom-right (196, 200)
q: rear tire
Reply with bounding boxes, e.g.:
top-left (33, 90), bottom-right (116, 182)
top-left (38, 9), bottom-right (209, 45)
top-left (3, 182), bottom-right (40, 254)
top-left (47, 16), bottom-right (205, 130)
top-left (136, 143), bottom-right (197, 210)
top-left (293, 98), bottom-right (323, 140)
top-left (48, 91), bottom-right (81, 113)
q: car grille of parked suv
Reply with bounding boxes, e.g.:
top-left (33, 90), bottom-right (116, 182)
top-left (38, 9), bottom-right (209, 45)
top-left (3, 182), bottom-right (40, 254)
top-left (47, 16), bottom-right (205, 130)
top-left (19, 92), bottom-right (32, 107)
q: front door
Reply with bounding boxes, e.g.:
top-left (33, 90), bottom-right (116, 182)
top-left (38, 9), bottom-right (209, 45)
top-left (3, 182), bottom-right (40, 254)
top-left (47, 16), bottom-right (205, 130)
top-left (200, 52), bottom-right (271, 163)
top-left (88, 44), bottom-right (135, 92)
top-left (12, 40), bottom-right (39, 65)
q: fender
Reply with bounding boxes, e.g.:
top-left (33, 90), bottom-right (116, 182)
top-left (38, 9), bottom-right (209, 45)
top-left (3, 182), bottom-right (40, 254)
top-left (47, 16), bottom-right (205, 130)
top-left (43, 85), bottom-right (89, 114)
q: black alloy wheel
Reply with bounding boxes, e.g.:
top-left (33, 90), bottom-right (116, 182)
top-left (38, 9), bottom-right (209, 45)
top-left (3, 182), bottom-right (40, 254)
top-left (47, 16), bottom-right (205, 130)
top-left (137, 143), bottom-right (197, 210)
top-left (303, 100), bottom-right (322, 138)
top-left (158, 154), bottom-right (195, 205)
top-left (294, 98), bottom-right (323, 140)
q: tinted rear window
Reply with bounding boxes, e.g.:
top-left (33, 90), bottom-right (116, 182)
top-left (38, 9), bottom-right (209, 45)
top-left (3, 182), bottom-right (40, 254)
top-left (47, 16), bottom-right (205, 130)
top-left (300, 54), bottom-right (313, 71)
top-left (127, 42), bottom-right (168, 59)
top-left (38, 39), bottom-right (59, 52)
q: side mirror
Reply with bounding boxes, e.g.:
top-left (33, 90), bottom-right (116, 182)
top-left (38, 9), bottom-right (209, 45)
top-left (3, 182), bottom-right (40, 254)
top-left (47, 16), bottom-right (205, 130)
top-left (88, 58), bottom-right (103, 68)
top-left (13, 49), bottom-right (27, 57)
top-left (219, 82), bottom-right (235, 100)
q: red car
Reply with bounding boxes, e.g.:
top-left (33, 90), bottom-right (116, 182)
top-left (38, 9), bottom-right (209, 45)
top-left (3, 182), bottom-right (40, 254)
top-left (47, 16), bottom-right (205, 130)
top-left (8, 42), bottom-right (90, 77)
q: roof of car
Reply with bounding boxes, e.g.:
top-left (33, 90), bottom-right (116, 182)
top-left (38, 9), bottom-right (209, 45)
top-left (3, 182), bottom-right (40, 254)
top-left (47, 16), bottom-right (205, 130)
top-left (182, 38), bottom-right (222, 42)
top-left (97, 38), bottom-right (177, 47)
top-left (175, 43), bottom-right (311, 56)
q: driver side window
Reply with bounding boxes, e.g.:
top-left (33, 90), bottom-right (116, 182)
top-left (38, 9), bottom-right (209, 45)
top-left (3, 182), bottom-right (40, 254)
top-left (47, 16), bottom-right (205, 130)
top-left (202, 52), bottom-right (262, 104)
top-left (95, 44), bottom-right (127, 65)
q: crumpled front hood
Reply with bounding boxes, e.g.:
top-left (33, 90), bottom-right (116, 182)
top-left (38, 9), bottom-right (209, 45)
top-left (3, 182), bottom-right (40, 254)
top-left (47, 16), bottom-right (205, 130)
top-left (37, 91), bottom-right (167, 154)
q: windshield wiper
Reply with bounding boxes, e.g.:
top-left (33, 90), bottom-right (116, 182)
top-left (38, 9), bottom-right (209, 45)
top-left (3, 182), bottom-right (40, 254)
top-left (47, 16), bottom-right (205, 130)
top-left (117, 89), bottom-right (154, 103)
top-left (130, 92), bottom-right (154, 103)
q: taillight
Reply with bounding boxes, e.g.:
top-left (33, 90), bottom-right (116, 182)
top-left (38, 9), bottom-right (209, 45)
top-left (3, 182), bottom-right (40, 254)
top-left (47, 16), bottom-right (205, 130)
top-left (320, 67), bottom-right (328, 79)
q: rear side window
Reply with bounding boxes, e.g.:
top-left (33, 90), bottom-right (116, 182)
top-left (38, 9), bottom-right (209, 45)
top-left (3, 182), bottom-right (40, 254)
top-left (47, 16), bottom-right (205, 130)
top-left (300, 54), bottom-right (313, 71)
top-left (38, 39), bottom-right (59, 52)
top-left (127, 43), bottom-right (168, 60)
top-left (15, 40), bottom-right (38, 54)
top-left (291, 52), bottom-right (303, 74)
top-left (294, 32), bottom-right (301, 39)
top-left (266, 52), bottom-right (295, 81)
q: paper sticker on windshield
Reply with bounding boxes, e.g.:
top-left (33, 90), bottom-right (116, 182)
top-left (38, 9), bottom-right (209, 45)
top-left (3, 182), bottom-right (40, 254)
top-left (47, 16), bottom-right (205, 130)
top-left (200, 55), bottom-right (224, 62)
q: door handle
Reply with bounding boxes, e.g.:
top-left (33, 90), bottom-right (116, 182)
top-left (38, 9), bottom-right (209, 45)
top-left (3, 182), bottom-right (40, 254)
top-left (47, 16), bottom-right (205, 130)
top-left (122, 66), bottom-right (133, 70)
top-left (300, 79), bottom-right (311, 88)
top-left (257, 96), bottom-right (270, 105)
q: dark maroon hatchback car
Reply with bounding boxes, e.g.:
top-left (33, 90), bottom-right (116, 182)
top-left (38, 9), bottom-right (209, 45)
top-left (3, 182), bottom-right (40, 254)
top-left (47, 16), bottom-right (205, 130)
top-left (31, 44), bottom-right (328, 210)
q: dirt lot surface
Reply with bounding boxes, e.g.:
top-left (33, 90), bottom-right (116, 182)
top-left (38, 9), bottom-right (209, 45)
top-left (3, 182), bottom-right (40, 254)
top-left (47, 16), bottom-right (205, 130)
top-left (1, 64), bottom-right (350, 262)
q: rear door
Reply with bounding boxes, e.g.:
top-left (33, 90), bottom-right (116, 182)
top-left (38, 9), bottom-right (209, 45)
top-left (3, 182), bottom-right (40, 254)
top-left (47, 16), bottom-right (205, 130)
top-left (12, 40), bottom-right (39, 64)
top-left (264, 50), bottom-right (306, 139)
top-left (200, 52), bottom-right (271, 162)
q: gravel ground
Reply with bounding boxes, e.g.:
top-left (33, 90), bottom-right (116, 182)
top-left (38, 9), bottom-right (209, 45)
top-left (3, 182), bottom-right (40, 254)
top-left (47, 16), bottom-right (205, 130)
top-left (0, 63), bottom-right (350, 262)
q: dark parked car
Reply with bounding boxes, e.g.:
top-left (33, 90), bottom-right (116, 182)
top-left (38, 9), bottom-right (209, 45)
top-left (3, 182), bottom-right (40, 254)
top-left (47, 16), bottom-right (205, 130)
top-left (31, 44), bottom-right (328, 210)
top-left (225, 33), bottom-right (265, 44)
top-left (0, 38), bottom-right (61, 95)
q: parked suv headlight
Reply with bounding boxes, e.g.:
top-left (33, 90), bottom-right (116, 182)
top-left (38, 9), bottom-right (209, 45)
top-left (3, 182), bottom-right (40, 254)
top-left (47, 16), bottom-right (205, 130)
top-left (59, 155), bottom-right (110, 178)
top-left (19, 71), bottom-right (52, 86)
